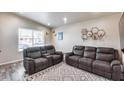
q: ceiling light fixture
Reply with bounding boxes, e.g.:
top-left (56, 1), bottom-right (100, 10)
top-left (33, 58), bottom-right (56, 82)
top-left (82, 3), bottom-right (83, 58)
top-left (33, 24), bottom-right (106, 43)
top-left (63, 17), bottom-right (67, 24)
top-left (48, 23), bottom-right (51, 26)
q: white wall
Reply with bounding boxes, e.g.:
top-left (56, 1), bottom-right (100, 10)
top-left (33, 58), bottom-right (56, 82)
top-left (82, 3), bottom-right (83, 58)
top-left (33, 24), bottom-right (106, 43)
top-left (52, 14), bottom-right (122, 55)
top-left (0, 13), bottom-right (51, 64)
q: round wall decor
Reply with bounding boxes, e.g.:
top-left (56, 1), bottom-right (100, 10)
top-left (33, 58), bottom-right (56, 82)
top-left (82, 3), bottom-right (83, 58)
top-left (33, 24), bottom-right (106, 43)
top-left (87, 31), bottom-right (93, 37)
top-left (91, 27), bottom-right (99, 34)
top-left (92, 34), bottom-right (98, 40)
top-left (81, 27), bottom-right (105, 41)
top-left (98, 29), bottom-right (105, 39)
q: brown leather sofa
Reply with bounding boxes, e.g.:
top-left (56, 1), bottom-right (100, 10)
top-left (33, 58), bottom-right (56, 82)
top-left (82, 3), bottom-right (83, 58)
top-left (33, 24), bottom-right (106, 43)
top-left (23, 45), bottom-right (63, 75)
top-left (65, 45), bottom-right (121, 80)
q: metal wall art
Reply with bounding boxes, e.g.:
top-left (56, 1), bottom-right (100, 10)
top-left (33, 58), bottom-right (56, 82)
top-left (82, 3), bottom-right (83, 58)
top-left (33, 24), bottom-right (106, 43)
top-left (52, 30), bottom-right (57, 36)
top-left (81, 27), bottom-right (105, 41)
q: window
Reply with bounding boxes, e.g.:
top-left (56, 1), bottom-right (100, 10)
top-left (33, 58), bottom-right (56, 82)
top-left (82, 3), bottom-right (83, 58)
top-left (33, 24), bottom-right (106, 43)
top-left (18, 28), bottom-right (44, 51)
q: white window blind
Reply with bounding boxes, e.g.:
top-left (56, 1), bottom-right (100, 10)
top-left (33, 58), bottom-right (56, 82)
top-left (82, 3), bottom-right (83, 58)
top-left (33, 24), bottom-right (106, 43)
top-left (18, 28), bottom-right (44, 51)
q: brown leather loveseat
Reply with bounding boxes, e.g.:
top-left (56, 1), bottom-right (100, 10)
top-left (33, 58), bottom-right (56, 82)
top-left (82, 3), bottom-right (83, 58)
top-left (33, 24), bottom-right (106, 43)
top-left (65, 45), bottom-right (121, 80)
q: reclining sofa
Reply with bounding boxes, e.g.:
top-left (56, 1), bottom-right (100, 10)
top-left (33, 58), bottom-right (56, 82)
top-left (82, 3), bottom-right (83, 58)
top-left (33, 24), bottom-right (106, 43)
top-left (23, 45), bottom-right (63, 75)
top-left (65, 45), bottom-right (121, 80)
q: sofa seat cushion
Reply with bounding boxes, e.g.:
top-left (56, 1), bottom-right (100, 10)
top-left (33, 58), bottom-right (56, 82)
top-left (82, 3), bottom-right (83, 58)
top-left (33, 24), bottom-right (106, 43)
top-left (79, 57), bottom-right (94, 67)
top-left (51, 54), bottom-right (61, 61)
top-left (34, 58), bottom-right (48, 67)
top-left (68, 55), bottom-right (81, 62)
top-left (93, 60), bottom-right (111, 73)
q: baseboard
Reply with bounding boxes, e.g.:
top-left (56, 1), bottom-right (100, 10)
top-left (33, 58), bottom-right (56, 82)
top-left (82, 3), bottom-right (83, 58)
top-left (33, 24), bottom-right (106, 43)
top-left (0, 59), bottom-right (23, 66)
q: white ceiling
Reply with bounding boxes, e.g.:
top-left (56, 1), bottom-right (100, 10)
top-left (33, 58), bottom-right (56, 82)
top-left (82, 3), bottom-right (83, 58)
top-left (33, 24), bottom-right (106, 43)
top-left (15, 12), bottom-right (120, 28)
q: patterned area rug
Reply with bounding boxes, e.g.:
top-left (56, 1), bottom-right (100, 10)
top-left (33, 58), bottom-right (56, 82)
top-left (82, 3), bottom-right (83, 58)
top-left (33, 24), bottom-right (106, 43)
top-left (26, 62), bottom-right (110, 81)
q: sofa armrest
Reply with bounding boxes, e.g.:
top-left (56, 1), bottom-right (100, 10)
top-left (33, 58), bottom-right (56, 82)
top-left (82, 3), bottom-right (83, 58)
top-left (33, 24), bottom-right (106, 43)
top-left (112, 65), bottom-right (121, 81)
top-left (110, 60), bottom-right (121, 67)
top-left (46, 56), bottom-right (53, 65)
top-left (65, 52), bottom-right (74, 56)
top-left (55, 51), bottom-right (63, 61)
top-left (111, 60), bottom-right (121, 81)
top-left (65, 52), bottom-right (74, 62)
top-left (24, 57), bottom-right (34, 61)
top-left (23, 57), bottom-right (35, 75)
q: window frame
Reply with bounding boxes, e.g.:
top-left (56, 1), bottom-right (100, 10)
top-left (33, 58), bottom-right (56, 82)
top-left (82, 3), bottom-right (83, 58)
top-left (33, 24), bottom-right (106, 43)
top-left (18, 28), bottom-right (45, 52)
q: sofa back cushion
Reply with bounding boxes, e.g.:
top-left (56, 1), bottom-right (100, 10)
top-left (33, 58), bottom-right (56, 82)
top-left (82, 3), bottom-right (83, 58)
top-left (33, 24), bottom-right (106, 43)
top-left (45, 45), bottom-right (55, 54)
top-left (96, 47), bottom-right (115, 62)
top-left (96, 53), bottom-right (114, 62)
top-left (26, 47), bottom-right (41, 59)
top-left (97, 47), bottom-right (114, 54)
top-left (47, 49), bottom-right (55, 54)
top-left (84, 46), bottom-right (96, 59)
top-left (40, 46), bottom-right (47, 54)
top-left (73, 45), bottom-right (84, 56)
